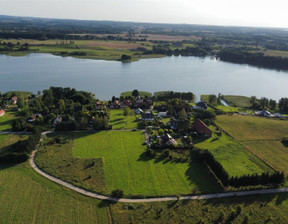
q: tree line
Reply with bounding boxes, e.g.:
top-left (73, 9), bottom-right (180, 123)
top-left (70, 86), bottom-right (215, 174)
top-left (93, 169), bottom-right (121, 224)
top-left (217, 49), bottom-right (288, 70)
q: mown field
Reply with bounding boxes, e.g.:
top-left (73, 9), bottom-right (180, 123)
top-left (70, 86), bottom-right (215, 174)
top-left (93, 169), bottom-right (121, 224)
top-left (0, 111), bottom-right (17, 131)
top-left (3, 163), bottom-right (288, 223)
top-left (194, 126), bottom-right (272, 177)
top-left (0, 134), bottom-right (28, 154)
top-left (0, 163), bottom-right (111, 224)
top-left (37, 131), bottom-right (219, 197)
top-left (222, 95), bottom-right (252, 107)
top-left (72, 131), bottom-right (220, 196)
top-left (109, 109), bottom-right (138, 130)
top-left (217, 115), bottom-right (288, 174)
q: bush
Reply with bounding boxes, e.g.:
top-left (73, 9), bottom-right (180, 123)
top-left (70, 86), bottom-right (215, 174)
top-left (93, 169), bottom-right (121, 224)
top-left (111, 189), bottom-right (124, 198)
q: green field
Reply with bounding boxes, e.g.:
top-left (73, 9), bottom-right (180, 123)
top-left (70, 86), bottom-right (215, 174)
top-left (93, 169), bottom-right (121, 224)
top-left (217, 115), bottom-right (288, 141)
top-left (0, 163), bottom-right (111, 224)
top-left (194, 126), bottom-right (272, 177)
top-left (73, 131), bottom-right (220, 196)
top-left (0, 111), bottom-right (18, 131)
top-left (3, 163), bottom-right (288, 223)
top-left (37, 131), bottom-right (219, 197)
top-left (217, 115), bottom-right (288, 174)
top-left (222, 95), bottom-right (252, 107)
top-left (0, 134), bottom-right (28, 154)
top-left (109, 109), bottom-right (138, 129)
top-left (5, 91), bottom-right (32, 99)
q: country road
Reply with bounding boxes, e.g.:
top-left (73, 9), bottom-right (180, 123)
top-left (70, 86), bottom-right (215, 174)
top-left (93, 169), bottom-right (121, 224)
top-left (27, 131), bottom-right (288, 203)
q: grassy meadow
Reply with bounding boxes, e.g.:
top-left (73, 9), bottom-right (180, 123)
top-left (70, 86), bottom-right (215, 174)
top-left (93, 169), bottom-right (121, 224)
top-left (0, 111), bottom-right (18, 131)
top-left (222, 95), bottom-right (252, 107)
top-left (109, 109), bottom-right (138, 130)
top-left (194, 126), bottom-right (272, 177)
top-left (0, 134), bottom-right (28, 154)
top-left (37, 131), bottom-right (219, 197)
top-left (2, 163), bottom-right (288, 223)
top-left (72, 131), bottom-right (220, 196)
top-left (217, 115), bottom-right (288, 174)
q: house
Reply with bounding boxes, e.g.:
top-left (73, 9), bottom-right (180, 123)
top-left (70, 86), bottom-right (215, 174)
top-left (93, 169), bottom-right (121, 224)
top-left (0, 109), bottom-right (5, 117)
top-left (141, 111), bottom-right (154, 121)
top-left (158, 111), bottom-right (167, 118)
top-left (255, 110), bottom-right (271, 117)
top-left (135, 108), bottom-right (143, 115)
top-left (191, 119), bottom-right (212, 138)
top-left (194, 102), bottom-right (208, 110)
top-left (11, 96), bottom-right (17, 105)
top-left (120, 100), bottom-right (132, 108)
top-left (108, 100), bottom-right (120, 109)
top-left (96, 101), bottom-right (107, 109)
top-left (161, 133), bottom-right (178, 146)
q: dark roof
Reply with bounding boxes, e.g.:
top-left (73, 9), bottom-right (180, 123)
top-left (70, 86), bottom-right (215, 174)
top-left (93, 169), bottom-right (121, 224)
top-left (196, 102), bottom-right (208, 109)
top-left (141, 111), bottom-right (154, 119)
top-left (191, 119), bottom-right (212, 136)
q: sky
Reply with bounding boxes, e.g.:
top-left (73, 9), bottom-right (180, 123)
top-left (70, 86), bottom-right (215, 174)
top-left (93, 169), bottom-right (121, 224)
top-left (1, 0), bottom-right (288, 28)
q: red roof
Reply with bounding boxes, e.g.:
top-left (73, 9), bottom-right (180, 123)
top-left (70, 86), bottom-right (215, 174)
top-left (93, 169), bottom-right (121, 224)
top-left (192, 119), bottom-right (212, 136)
top-left (0, 109), bottom-right (5, 115)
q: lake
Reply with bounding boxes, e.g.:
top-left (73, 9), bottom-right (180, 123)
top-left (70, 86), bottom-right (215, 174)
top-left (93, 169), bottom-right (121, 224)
top-left (0, 53), bottom-right (288, 101)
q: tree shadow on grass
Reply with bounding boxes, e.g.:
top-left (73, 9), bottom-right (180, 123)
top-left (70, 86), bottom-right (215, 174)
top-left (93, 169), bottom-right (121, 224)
top-left (0, 163), bottom-right (17, 171)
top-left (137, 152), bottom-right (153, 162)
top-left (275, 193), bottom-right (288, 205)
top-left (97, 199), bottom-right (118, 208)
top-left (110, 118), bottom-right (124, 123)
top-left (185, 161), bottom-right (222, 194)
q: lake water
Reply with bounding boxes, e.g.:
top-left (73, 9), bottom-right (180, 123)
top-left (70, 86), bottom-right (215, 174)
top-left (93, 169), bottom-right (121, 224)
top-left (0, 53), bottom-right (288, 101)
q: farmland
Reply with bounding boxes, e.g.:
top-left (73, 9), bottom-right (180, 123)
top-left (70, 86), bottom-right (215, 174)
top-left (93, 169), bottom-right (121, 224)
top-left (0, 163), bottom-right (111, 224)
top-left (194, 126), bottom-right (272, 177)
top-left (36, 131), bottom-right (220, 197)
top-left (216, 115), bottom-right (288, 174)
top-left (0, 111), bottom-right (18, 131)
top-left (109, 109), bottom-right (138, 130)
top-left (3, 163), bottom-right (288, 223)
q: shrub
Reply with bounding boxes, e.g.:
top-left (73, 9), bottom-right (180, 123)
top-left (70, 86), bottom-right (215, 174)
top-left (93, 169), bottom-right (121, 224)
top-left (111, 189), bottom-right (124, 198)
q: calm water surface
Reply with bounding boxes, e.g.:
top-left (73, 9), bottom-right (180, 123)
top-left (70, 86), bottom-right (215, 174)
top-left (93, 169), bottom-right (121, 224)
top-left (0, 53), bottom-right (288, 100)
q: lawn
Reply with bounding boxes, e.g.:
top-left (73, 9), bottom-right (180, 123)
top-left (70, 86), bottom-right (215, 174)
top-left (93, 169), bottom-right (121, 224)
top-left (194, 126), bottom-right (272, 177)
top-left (0, 111), bottom-right (18, 131)
top-left (217, 114), bottom-right (288, 174)
top-left (109, 109), bottom-right (138, 130)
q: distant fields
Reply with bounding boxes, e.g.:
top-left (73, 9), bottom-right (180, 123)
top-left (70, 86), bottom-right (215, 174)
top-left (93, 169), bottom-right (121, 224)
top-left (194, 126), bottom-right (272, 177)
top-left (109, 109), bottom-right (138, 130)
top-left (217, 115), bottom-right (288, 174)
